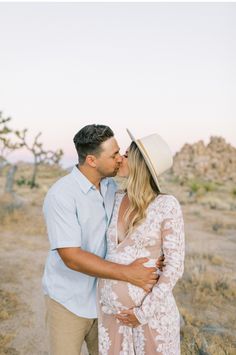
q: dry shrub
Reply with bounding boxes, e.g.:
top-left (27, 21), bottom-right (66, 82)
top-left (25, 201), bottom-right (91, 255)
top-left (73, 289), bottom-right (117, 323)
top-left (232, 188), bottom-right (236, 197)
top-left (206, 334), bottom-right (236, 354)
top-left (176, 251), bottom-right (236, 352)
top-left (1, 204), bottom-right (46, 236)
top-left (0, 192), bottom-right (46, 236)
top-left (202, 253), bottom-right (224, 266)
top-left (0, 334), bottom-right (14, 349)
top-left (186, 252), bottom-right (224, 266)
top-left (0, 289), bottom-right (18, 321)
top-left (0, 194), bottom-right (22, 222)
top-left (0, 335), bottom-right (19, 354)
top-left (181, 325), bottom-right (207, 354)
top-left (211, 220), bottom-right (236, 233)
top-left (209, 255), bottom-right (224, 266)
top-left (181, 325), bottom-right (236, 355)
top-left (182, 266), bottom-right (236, 304)
top-left (0, 165), bottom-right (60, 237)
top-left (198, 195), bottom-right (233, 211)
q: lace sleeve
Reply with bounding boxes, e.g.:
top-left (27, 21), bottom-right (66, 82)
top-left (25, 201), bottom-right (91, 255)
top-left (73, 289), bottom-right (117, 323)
top-left (133, 195), bottom-right (185, 325)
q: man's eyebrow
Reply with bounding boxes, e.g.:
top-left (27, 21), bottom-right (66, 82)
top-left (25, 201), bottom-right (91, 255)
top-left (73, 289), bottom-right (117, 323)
top-left (111, 148), bottom-right (120, 156)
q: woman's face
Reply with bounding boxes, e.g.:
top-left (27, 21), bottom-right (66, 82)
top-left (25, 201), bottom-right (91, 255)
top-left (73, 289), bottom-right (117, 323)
top-left (117, 148), bottom-right (129, 177)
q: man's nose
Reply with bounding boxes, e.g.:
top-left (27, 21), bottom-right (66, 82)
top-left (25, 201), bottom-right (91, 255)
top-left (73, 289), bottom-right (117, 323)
top-left (117, 154), bottom-right (123, 163)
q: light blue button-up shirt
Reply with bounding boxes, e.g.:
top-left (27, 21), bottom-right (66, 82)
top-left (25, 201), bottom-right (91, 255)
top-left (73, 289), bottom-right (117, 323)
top-left (42, 166), bottom-right (117, 318)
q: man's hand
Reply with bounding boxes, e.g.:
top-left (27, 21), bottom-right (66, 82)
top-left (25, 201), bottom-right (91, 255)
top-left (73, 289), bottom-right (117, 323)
top-left (126, 258), bottom-right (158, 292)
top-left (115, 308), bottom-right (140, 328)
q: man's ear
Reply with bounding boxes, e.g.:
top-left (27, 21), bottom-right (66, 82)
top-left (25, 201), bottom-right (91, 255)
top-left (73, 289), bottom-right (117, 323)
top-left (86, 155), bottom-right (97, 168)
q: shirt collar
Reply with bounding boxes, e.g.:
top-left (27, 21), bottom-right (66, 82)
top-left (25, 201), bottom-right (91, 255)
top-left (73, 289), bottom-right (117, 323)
top-left (71, 166), bottom-right (109, 194)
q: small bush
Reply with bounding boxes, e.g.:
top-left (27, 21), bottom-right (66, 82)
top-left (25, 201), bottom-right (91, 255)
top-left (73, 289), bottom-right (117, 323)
top-left (188, 181), bottom-right (201, 194)
top-left (16, 176), bottom-right (27, 186)
top-left (212, 223), bottom-right (222, 232)
top-left (16, 176), bottom-right (39, 188)
top-left (203, 181), bottom-right (216, 192)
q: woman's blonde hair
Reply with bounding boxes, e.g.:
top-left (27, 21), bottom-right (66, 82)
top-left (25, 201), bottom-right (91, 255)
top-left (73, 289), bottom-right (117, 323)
top-left (125, 142), bottom-right (161, 234)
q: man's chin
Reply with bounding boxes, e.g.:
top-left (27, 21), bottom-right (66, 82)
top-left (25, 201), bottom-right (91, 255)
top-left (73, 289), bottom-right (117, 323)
top-left (109, 171), bottom-right (118, 177)
top-left (100, 171), bottom-right (117, 178)
top-left (109, 168), bottom-right (120, 177)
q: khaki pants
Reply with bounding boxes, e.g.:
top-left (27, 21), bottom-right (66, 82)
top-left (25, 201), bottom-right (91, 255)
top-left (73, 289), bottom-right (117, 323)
top-left (45, 296), bottom-right (98, 355)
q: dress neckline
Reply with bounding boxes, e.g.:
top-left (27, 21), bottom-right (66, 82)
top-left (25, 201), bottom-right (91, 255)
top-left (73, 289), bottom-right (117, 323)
top-left (114, 192), bottom-right (165, 247)
top-left (115, 192), bottom-right (130, 247)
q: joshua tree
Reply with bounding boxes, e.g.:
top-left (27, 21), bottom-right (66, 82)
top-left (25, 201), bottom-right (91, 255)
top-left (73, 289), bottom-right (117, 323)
top-left (0, 112), bottom-right (25, 193)
top-left (0, 113), bottom-right (20, 166)
top-left (15, 129), bottom-right (63, 188)
top-left (1, 111), bottom-right (63, 189)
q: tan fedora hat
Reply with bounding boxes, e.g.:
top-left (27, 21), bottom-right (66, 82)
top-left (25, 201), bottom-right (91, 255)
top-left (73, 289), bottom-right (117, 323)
top-left (126, 129), bottom-right (173, 191)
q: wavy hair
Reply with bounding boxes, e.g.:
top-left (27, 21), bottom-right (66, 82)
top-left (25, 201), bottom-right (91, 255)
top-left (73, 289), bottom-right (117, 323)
top-left (125, 142), bottom-right (161, 234)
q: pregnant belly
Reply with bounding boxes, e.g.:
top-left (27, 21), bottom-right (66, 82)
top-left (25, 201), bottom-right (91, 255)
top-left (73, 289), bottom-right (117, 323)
top-left (98, 278), bottom-right (147, 315)
top-left (98, 257), bottom-right (158, 315)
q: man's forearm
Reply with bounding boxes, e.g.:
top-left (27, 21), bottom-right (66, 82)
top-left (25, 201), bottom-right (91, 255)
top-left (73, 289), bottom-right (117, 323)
top-left (57, 247), bottom-right (157, 292)
top-left (57, 247), bottom-right (129, 281)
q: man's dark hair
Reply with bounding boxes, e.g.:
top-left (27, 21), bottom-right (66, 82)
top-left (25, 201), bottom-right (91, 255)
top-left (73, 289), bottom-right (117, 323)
top-left (73, 124), bottom-right (114, 164)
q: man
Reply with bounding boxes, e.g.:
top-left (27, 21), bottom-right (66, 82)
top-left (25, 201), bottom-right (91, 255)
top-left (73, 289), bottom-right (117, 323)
top-left (43, 124), bottom-right (159, 355)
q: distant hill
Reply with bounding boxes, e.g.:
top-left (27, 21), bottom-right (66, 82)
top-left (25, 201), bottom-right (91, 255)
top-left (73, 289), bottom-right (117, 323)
top-left (172, 136), bottom-right (236, 183)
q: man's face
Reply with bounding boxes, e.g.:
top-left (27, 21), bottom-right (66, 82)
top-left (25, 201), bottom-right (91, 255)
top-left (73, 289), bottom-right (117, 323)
top-left (95, 137), bottom-right (122, 177)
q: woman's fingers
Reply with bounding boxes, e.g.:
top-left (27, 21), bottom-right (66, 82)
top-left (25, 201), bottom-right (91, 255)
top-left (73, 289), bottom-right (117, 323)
top-left (156, 255), bottom-right (166, 271)
top-left (115, 309), bottom-right (140, 327)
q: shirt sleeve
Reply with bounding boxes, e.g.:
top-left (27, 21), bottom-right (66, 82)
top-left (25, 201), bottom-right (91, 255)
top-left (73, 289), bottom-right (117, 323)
top-left (43, 192), bottom-right (82, 250)
top-left (133, 195), bottom-right (185, 325)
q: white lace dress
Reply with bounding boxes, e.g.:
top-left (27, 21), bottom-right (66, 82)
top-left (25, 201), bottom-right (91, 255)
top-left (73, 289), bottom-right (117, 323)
top-left (97, 192), bottom-right (185, 355)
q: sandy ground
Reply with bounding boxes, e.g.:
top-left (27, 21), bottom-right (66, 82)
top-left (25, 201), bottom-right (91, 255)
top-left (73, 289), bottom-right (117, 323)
top-left (0, 232), bottom-right (48, 354)
top-left (0, 231), bottom-right (90, 355)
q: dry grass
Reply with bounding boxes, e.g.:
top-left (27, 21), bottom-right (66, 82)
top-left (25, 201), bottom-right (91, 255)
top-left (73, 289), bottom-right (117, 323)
top-left (182, 271), bottom-right (236, 304)
top-left (0, 290), bottom-right (18, 321)
top-left (175, 250), bottom-right (236, 354)
top-left (181, 325), bottom-right (236, 355)
top-left (1, 204), bottom-right (46, 236)
top-left (0, 333), bottom-right (16, 352)
top-left (179, 252), bottom-right (236, 305)
top-left (0, 290), bottom-right (18, 354)
top-left (0, 163), bottom-right (66, 235)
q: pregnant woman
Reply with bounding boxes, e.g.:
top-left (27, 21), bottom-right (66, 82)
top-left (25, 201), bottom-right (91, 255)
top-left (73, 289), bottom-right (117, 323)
top-left (98, 130), bottom-right (185, 355)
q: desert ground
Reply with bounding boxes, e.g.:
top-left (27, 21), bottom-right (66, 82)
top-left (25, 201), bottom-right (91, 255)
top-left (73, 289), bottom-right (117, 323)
top-left (0, 163), bottom-right (236, 355)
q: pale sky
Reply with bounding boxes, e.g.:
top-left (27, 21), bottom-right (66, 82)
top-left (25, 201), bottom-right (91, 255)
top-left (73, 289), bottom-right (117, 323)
top-left (0, 2), bottom-right (236, 167)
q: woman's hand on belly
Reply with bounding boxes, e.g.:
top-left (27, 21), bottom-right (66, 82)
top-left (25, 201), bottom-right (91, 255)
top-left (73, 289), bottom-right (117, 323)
top-left (115, 308), bottom-right (141, 328)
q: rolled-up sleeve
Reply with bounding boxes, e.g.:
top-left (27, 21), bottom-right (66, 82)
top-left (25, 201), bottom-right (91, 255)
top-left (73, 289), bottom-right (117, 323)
top-left (43, 192), bottom-right (82, 250)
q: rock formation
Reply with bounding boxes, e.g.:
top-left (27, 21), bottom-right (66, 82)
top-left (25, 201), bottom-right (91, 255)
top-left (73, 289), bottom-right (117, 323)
top-left (172, 136), bottom-right (236, 183)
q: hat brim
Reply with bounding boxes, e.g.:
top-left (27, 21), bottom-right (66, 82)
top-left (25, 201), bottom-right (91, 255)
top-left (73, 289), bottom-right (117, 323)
top-left (126, 128), bottom-right (161, 191)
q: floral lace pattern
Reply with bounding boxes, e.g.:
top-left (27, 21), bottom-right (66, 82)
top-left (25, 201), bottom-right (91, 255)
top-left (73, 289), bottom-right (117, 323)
top-left (98, 192), bottom-right (185, 354)
top-left (98, 324), bottom-right (111, 355)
